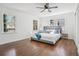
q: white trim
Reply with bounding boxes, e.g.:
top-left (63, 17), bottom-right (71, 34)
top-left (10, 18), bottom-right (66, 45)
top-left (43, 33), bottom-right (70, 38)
top-left (0, 34), bottom-right (31, 45)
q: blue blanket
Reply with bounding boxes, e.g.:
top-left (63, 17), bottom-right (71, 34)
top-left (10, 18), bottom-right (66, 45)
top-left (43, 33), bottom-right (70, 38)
top-left (35, 33), bottom-right (41, 40)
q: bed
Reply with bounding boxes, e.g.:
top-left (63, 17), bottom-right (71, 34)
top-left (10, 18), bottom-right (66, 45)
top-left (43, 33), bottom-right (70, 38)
top-left (31, 26), bottom-right (61, 44)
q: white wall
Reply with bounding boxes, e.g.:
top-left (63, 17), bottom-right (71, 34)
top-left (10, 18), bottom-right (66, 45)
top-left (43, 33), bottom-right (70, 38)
top-left (0, 8), bottom-right (3, 32)
top-left (75, 4), bottom-right (79, 54)
top-left (0, 5), bottom-right (35, 45)
top-left (39, 12), bottom-right (76, 39)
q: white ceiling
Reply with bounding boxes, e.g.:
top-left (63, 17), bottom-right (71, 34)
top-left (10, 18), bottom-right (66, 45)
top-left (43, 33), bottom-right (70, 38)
top-left (0, 3), bottom-right (78, 17)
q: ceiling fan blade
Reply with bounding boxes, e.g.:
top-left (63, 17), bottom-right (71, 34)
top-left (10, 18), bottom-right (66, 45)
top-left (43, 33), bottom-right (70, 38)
top-left (48, 6), bottom-right (58, 9)
top-left (36, 7), bottom-right (44, 9)
top-left (40, 9), bottom-right (45, 12)
top-left (48, 9), bottom-right (52, 12)
top-left (45, 3), bottom-right (49, 7)
top-left (46, 3), bottom-right (49, 5)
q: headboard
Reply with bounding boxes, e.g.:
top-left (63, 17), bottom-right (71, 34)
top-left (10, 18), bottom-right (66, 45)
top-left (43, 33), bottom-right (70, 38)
top-left (43, 26), bottom-right (61, 33)
top-left (44, 26), bottom-right (60, 30)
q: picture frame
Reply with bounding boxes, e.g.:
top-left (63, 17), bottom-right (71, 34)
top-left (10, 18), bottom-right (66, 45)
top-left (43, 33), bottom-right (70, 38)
top-left (3, 14), bottom-right (15, 33)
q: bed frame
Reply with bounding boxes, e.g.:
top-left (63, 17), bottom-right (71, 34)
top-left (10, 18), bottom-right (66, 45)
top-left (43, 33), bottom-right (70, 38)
top-left (31, 26), bottom-right (61, 44)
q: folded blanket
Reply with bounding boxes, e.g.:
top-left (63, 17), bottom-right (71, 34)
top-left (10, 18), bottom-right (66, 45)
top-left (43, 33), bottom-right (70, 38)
top-left (35, 33), bottom-right (41, 40)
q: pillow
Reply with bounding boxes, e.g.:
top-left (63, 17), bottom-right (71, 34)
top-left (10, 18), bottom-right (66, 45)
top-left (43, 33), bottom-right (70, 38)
top-left (55, 30), bottom-right (60, 34)
top-left (50, 30), bottom-right (60, 34)
top-left (50, 30), bottom-right (56, 34)
top-left (38, 30), bottom-right (51, 33)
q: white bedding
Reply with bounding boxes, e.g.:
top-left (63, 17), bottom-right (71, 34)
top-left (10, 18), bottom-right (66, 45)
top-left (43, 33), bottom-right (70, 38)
top-left (32, 29), bottom-right (61, 44)
top-left (40, 33), bottom-right (61, 44)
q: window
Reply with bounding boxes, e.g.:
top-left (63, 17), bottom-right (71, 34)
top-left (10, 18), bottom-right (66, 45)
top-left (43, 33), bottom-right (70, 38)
top-left (33, 20), bottom-right (38, 30)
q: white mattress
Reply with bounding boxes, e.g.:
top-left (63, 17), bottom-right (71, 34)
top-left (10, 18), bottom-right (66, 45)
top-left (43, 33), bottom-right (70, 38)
top-left (40, 33), bottom-right (61, 44)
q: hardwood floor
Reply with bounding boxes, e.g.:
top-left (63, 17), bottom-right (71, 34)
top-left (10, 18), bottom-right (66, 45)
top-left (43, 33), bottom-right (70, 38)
top-left (0, 38), bottom-right (78, 56)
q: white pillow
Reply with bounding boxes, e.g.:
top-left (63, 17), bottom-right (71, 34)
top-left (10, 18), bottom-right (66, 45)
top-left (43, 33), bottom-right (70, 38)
top-left (50, 30), bottom-right (56, 34)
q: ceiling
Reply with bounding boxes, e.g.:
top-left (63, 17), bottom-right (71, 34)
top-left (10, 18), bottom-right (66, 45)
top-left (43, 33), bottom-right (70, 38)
top-left (0, 3), bottom-right (78, 17)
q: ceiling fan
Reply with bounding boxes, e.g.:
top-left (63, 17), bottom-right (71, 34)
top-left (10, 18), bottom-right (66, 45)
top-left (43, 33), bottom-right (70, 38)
top-left (37, 3), bottom-right (58, 13)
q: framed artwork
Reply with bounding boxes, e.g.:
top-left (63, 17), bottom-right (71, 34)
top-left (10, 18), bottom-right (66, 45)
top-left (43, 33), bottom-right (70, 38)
top-left (33, 20), bottom-right (38, 30)
top-left (50, 19), bottom-right (54, 26)
top-left (3, 14), bottom-right (15, 33)
top-left (58, 19), bottom-right (65, 27)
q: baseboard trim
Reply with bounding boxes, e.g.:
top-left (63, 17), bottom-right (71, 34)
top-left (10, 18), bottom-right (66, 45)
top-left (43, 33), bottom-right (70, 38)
top-left (0, 36), bottom-right (30, 45)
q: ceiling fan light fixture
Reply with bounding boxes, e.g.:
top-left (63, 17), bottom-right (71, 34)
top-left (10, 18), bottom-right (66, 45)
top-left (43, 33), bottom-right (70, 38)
top-left (36, 3), bottom-right (58, 13)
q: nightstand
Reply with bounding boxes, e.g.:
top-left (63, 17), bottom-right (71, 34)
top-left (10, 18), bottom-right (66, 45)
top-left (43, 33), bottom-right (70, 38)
top-left (61, 33), bottom-right (68, 39)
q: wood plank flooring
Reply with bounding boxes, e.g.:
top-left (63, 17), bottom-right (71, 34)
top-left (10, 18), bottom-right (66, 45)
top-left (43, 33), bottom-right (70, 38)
top-left (0, 38), bottom-right (78, 56)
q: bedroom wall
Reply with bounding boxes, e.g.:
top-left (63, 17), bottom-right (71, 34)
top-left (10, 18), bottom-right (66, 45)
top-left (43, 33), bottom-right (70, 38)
top-left (0, 9), bottom-right (2, 32)
top-left (75, 4), bottom-right (79, 54)
top-left (39, 12), bottom-right (76, 40)
top-left (0, 5), bottom-right (36, 45)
